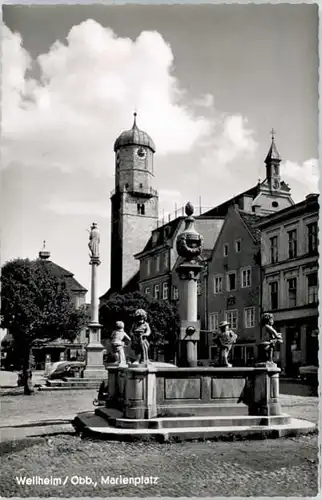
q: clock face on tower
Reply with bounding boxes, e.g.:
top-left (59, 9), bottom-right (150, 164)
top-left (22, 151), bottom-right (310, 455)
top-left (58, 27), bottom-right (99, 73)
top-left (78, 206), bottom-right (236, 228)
top-left (136, 147), bottom-right (147, 159)
top-left (273, 179), bottom-right (280, 190)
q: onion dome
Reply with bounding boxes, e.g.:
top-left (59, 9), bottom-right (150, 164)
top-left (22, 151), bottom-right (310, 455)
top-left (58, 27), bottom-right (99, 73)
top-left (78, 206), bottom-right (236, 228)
top-left (114, 112), bottom-right (156, 153)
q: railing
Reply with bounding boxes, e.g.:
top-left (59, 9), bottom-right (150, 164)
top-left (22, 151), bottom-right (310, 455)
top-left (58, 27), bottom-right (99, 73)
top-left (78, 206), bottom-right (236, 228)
top-left (110, 186), bottom-right (158, 197)
top-left (157, 205), bottom-right (213, 227)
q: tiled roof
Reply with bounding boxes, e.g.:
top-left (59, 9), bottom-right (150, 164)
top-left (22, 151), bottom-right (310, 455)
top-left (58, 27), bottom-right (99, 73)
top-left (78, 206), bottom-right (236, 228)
top-left (202, 184), bottom-right (260, 217)
top-left (39, 260), bottom-right (87, 293)
top-left (238, 211), bottom-right (262, 244)
top-left (140, 216), bottom-right (185, 254)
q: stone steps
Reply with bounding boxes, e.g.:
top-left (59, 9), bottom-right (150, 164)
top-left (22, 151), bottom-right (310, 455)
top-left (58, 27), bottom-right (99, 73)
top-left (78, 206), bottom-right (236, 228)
top-left (95, 407), bottom-right (291, 429)
top-left (38, 378), bottom-right (101, 391)
top-left (73, 411), bottom-right (316, 442)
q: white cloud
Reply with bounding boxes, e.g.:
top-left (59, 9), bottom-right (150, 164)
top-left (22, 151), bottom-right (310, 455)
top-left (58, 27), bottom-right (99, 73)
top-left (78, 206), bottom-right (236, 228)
top-left (281, 158), bottom-right (319, 194)
top-left (193, 93), bottom-right (215, 108)
top-left (2, 20), bottom-right (213, 175)
top-left (200, 114), bottom-right (258, 172)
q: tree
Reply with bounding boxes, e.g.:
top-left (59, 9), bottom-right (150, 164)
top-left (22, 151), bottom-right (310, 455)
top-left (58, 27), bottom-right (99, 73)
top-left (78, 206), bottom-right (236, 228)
top-left (99, 291), bottom-right (180, 361)
top-left (0, 258), bottom-right (87, 394)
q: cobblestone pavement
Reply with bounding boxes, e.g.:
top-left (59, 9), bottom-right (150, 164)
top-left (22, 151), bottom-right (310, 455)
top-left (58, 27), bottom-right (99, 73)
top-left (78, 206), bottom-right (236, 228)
top-left (0, 390), bottom-right (319, 497)
top-left (0, 390), bottom-right (95, 427)
top-left (0, 433), bottom-right (318, 497)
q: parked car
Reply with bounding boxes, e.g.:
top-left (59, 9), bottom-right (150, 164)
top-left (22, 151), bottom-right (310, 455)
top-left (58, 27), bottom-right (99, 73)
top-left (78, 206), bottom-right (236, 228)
top-left (46, 361), bottom-right (85, 380)
top-left (299, 365), bottom-right (318, 385)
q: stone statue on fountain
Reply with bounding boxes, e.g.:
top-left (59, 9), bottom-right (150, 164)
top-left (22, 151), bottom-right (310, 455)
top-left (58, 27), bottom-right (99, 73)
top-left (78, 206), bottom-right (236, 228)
top-left (130, 309), bottom-right (151, 365)
top-left (111, 321), bottom-right (131, 366)
top-left (257, 313), bottom-right (283, 365)
top-left (215, 320), bottom-right (238, 367)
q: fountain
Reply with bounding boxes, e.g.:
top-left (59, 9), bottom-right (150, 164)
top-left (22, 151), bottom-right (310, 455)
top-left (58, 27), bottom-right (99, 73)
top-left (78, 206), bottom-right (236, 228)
top-left (73, 204), bottom-right (315, 440)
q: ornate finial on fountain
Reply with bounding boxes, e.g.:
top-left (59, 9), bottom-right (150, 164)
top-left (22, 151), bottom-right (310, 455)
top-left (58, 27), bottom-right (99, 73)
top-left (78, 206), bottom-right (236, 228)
top-left (176, 201), bottom-right (203, 262)
top-left (185, 201), bottom-right (194, 217)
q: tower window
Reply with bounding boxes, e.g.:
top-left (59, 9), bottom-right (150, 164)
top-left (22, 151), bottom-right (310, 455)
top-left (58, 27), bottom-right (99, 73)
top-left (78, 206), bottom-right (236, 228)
top-left (272, 201), bottom-right (279, 208)
top-left (139, 183), bottom-right (143, 188)
top-left (137, 203), bottom-right (145, 215)
top-left (125, 183), bottom-right (129, 189)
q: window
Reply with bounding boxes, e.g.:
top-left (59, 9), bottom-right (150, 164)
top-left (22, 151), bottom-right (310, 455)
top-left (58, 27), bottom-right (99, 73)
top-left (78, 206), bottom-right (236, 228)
top-left (288, 229), bottom-right (297, 259)
top-left (270, 236), bottom-right (279, 263)
top-left (244, 307), bottom-right (255, 328)
top-left (287, 278), bottom-right (297, 308)
top-left (173, 286), bottom-right (179, 300)
top-left (162, 282), bottom-right (168, 300)
top-left (224, 310), bottom-right (238, 330)
top-left (307, 222), bottom-right (318, 254)
top-left (139, 183), bottom-right (143, 188)
top-left (223, 243), bottom-right (229, 257)
top-left (137, 203), bottom-right (145, 215)
top-left (209, 313), bottom-right (219, 332)
top-left (307, 273), bottom-right (318, 304)
top-left (272, 201), bottom-right (279, 208)
top-left (154, 284), bottom-right (160, 300)
top-left (146, 259), bottom-right (151, 276)
top-left (241, 267), bottom-right (251, 288)
top-left (235, 239), bottom-right (241, 253)
top-left (270, 281), bottom-right (279, 310)
top-left (163, 252), bottom-right (169, 270)
top-left (213, 274), bottom-right (223, 294)
top-left (145, 287), bottom-right (150, 296)
top-left (156, 255), bottom-right (160, 273)
top-left (227, 271), bottom-right (236, 291)
top-left (197, 280), bottom-right (202, 295)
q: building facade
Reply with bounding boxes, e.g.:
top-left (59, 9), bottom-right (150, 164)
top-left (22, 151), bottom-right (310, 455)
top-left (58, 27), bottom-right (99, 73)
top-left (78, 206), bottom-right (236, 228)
top-left (257, 193), bottom-right (319, 373)
top-left (206, 205), bottom-right (262, 364)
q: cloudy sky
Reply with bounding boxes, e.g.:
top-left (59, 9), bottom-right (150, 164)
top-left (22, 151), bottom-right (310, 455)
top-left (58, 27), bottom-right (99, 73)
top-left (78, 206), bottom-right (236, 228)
top-left (2, 3), bottom-right (319, 298)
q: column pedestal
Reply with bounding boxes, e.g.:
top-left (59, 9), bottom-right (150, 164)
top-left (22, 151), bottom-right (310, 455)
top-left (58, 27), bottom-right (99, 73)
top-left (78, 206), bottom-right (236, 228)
top-left (84, 322), bottom-right (106, 379)
top-left (176, 262), bottom-right (202, 367)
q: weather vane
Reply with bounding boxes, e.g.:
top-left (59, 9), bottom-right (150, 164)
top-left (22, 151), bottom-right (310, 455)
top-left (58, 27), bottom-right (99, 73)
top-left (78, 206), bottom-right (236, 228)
top-left (270, 128), bottom-right (276, 140)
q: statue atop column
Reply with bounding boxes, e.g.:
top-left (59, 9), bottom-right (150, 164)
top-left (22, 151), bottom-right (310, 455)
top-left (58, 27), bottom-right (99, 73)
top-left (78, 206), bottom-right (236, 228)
top-left (215, 321), bottom-right (238, 367)
top-left (130, 309), bottom-right (151, 365)
top-left (258, 313), bottom-right (283, 364)
top-left (88, 222), bottom-right (100, 259)
top-left (111, 321), bottom-right (131, 366)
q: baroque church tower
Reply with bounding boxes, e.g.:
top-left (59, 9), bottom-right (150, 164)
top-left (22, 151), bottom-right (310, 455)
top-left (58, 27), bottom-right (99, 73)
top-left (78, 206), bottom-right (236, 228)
top-left (110, 113), bottom-right (159, 292)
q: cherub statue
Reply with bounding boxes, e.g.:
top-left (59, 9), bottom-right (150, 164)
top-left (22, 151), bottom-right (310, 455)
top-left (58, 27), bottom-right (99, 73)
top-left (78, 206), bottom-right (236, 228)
top-left (259, 313), bottom-right (283, 363)
top-left (130, 309), bottom-right (151, 365)
top-left (110, 321), bottom-right (131, 366)
top-left (215, 320), bottom-right (238, 367)
top-left (88, 222), bottom-right (100, 259)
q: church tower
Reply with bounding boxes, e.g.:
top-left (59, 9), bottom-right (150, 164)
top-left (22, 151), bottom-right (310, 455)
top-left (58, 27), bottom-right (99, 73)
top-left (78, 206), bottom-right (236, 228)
top-left (110, 113), bottom-right (159, 292)
top-left (250, 129), bottom-right (294, 215)
top-left (264, 129), bottom-right (282, 191)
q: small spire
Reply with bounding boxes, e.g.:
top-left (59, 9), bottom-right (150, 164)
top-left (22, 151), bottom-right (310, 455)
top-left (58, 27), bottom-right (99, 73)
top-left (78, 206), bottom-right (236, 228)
top-left (132, 111), bottom-right (138, 129)
top-left (265, 128), bottom-right (281, 164)
top-left (39, 240), bottom-right (50, 260)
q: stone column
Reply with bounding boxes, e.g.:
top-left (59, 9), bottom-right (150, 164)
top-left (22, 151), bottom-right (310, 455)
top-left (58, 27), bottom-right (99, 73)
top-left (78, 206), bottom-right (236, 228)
top-left (175, 203), bottom-right (203, 367)
top-left (84, 224), bottom-right (106, 379)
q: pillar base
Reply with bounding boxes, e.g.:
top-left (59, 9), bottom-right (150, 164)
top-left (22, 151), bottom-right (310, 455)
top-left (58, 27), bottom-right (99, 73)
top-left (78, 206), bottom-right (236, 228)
top-left (83, 366), bottom-right (106, 379)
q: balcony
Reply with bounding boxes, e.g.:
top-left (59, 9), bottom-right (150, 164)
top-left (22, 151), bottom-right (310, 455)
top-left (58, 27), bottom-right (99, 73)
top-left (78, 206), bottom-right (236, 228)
top-left (110, 185), bottom-right (158, 198)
